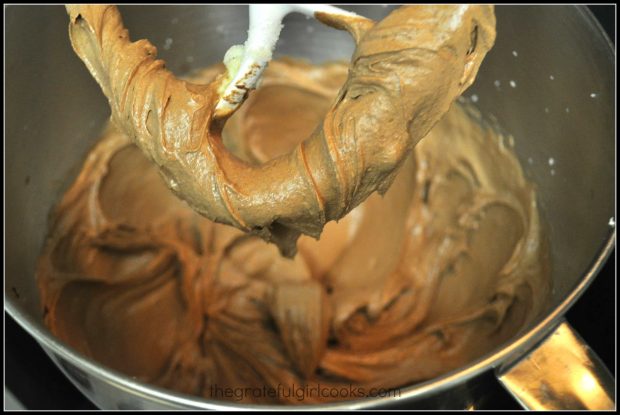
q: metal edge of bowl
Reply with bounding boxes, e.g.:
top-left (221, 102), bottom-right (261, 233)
top-left (4, 4), bottom-right (616, 410)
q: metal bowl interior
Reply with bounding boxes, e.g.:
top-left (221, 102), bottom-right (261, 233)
top-left (5, 5), bottom-right (615, 409)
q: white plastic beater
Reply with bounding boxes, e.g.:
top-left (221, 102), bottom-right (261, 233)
top-left (214, 4), bottom-right (363, 118)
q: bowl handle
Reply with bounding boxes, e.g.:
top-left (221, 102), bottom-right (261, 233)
top-left (496, 319), bottom-right (615, 410)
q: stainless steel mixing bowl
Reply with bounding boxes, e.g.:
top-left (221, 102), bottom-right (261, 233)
top-left (5, 5), bottom-right (615, 410)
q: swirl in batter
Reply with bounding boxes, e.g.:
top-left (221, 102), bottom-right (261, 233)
top-left (37, 59), bottom-right (551, 404)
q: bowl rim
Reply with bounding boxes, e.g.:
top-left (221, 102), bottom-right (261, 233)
top-left (5, 4), bottom-right (616, 410)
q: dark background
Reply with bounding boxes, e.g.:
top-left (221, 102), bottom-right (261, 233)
top-left (4, 5), bottom-right (616, 410)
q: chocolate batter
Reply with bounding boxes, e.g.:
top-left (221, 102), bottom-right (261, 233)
top-left (63, 5), bottom-right (497, 257)
top-left (37, 58), bottom-right (551, 404)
